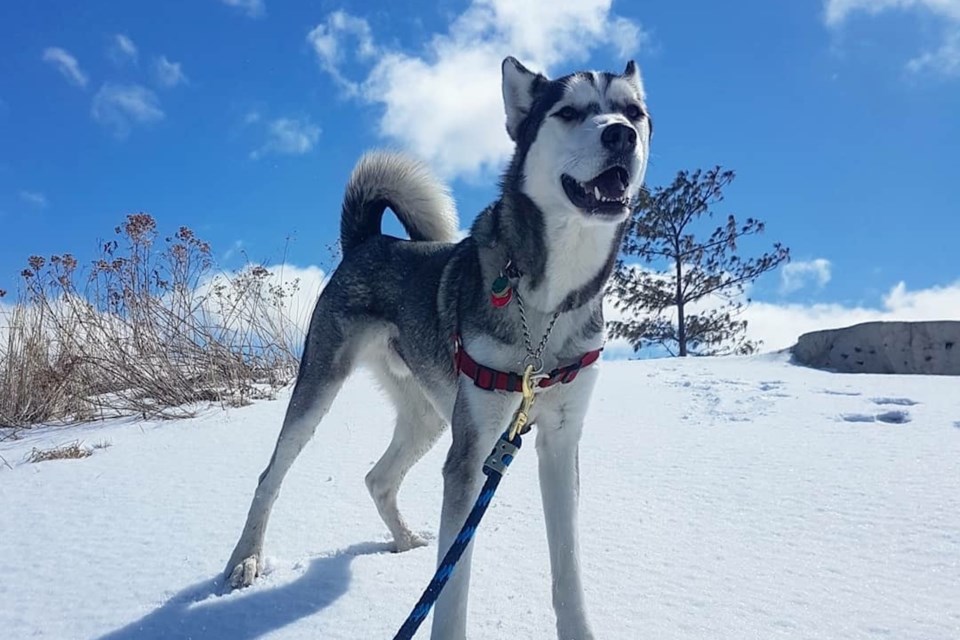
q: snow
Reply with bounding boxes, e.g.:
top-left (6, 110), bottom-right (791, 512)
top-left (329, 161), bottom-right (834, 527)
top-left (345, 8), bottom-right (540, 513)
top-left (2, 354), bottom-right (959, 639)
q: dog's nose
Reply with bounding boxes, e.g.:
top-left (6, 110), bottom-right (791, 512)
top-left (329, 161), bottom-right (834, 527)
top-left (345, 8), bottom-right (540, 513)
top-left (601, 123), bottom-right (637, 153)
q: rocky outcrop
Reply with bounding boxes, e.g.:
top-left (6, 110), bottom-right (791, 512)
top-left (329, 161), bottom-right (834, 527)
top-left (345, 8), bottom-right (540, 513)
top-left (792, 321), bottom-right (960, 375)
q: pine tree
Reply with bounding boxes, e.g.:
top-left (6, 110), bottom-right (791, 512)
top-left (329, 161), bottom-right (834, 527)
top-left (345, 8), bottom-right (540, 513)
top-left (608, 166), bottom-right (790, 357)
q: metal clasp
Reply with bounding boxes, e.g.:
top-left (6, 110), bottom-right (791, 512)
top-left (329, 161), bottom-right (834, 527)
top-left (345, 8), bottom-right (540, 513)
top-left (507, 364), bottom-right (538, 441)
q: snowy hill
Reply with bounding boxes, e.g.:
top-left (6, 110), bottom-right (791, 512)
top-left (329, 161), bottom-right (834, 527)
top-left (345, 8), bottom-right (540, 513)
top-left (2, 355), bottom-right (958, 639)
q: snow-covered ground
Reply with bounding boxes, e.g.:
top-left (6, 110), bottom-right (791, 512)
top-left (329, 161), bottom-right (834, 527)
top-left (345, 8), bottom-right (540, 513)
top-left (2, 354), bottom-right (959, 639)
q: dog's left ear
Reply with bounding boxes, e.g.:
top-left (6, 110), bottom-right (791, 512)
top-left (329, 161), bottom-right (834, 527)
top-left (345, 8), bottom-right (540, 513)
top-left (622, 60), bottom-right (646, 97)
top-left (502, 57), bottom-right (546, 141)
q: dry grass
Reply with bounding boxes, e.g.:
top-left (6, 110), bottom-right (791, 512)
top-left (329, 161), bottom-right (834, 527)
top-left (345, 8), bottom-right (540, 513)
top-left (0, 214), bottom-right (305, 430)
top-left (25, 441), bottom-right (94, 463)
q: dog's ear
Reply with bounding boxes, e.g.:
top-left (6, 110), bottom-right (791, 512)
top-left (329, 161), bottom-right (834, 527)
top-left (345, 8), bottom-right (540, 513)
top-left (622, 60), bottom-right (646, 97)
top-left (502, 57), bottom-right (545, 142)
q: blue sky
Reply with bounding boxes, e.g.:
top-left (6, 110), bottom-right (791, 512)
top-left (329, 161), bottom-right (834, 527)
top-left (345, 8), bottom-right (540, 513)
top-left (1, 0), bottom-right (958, 349)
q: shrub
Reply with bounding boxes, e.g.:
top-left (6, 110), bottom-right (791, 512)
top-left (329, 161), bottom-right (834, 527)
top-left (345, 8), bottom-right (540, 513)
top-left (0, 214), bottom-right (305, 432)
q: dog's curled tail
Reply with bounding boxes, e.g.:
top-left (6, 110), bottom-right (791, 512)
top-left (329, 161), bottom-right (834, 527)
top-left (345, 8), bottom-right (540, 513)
top-left (340, 151), bottom-right (459, 256)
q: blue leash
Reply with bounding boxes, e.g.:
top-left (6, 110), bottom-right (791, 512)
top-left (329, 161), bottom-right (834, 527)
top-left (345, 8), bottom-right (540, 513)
top-left (393, 430), bottom-right (522, 640)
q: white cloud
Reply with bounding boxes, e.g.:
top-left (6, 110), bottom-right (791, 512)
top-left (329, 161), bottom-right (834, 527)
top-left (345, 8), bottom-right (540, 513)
top-left (110, 34), bottom-right (138, 65)
top-left (610, 16), bottom-right (647, 59)
top-left (260, 264), bottom-right (327, 338)
top-left (223, 240), bottom-right (245, 262)
top-left (199, 263), bottom-right (327, 350)
top-left (603, 260), bottom-right (960, 356)
top-left (0, 264), bottom-right (328, 371)
top-left (19, 191), bottom-right (48, 208)
top-left (0, 301), bottom-right (14, 353)
top-left (42, 47), bottom-right (89, 88)
top-left (824, 0), bottom-right (960, 77)
top-left (306, 11), bottom-right (378, 96)
top-left (308, 0), bottom-right (649, 180)
top-left (91, 84), bottom-right (165, 137)
top-left (744, 280), bottom-right (960, 351)
top-left (825, 0), bottom-right (960, 25)
top-left (780, 258), bottom-right (832, 294)
top-left (154, 56), bottom-right (188, 88)
top-left (220, 0), bottom-right (265, 18)
top-left (250, 117), bottom-right (321, 159)
top-left (906, 29), bottom-right (960, 75)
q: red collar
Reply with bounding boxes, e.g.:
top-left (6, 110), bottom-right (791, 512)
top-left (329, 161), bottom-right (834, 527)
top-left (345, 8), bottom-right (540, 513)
top-left (453, 335), bottom-right (602, 392)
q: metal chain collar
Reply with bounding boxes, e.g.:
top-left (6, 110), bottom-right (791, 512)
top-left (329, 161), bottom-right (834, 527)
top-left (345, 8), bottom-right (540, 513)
top-left (513, 283), bottom-right (560, 374)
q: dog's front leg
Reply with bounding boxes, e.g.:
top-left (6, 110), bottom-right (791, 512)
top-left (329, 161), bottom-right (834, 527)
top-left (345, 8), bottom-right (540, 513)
top-left (431, 383), bottom-right (514, 640)
top-left (536, 368), bottom-right (599, 640)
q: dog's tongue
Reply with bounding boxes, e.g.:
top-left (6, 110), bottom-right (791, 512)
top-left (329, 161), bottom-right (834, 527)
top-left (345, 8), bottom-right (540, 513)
top-left (585, 167), bottom-right (628, 201)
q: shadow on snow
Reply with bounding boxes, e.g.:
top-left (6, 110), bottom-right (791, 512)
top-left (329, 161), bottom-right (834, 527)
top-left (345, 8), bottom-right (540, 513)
top-left (96, 541), bottom-right (392, 640)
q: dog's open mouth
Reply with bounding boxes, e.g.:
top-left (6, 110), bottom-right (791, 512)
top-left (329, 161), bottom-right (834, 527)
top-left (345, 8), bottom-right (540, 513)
top-left (561, 166), bottom-right (630, 215)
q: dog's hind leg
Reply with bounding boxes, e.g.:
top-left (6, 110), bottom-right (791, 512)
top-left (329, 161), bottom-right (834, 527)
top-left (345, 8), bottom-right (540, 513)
top-left (365, 372), bottom-right (446, 552)
top-left (222, 326), bottom-right (355, 591)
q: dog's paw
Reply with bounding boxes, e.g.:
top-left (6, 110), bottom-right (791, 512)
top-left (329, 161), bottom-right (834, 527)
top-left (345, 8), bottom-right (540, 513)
top-left (225, 555), bottom-right (260, 590)
top-left (393, 531), bottom-right (429, 553)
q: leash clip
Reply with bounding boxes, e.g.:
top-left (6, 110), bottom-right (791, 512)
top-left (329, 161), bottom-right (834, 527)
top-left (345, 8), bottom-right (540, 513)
top-left (507, 364), bottom-right (538, 441)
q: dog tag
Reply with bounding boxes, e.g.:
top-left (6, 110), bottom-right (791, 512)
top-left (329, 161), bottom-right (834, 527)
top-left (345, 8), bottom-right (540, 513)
top-left (490, 274), bottom-right (513, 308)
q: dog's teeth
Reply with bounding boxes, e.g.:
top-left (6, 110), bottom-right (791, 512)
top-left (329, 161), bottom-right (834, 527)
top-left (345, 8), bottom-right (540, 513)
top-left (593, 186), bottom-right (601, 200)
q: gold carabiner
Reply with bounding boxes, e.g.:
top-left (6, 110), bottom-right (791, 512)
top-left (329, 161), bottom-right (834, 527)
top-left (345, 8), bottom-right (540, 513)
top-left (508, 364), bottom-right (538, 441)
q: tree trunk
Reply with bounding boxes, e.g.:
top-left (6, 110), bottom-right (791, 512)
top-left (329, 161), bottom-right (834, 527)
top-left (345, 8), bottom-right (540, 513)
top-left (675, 258), bottom-right (686, 357)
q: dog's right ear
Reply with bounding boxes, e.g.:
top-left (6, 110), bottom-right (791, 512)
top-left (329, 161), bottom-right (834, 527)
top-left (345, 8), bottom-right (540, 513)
top-left (502, 57), bottom-right (545, 142)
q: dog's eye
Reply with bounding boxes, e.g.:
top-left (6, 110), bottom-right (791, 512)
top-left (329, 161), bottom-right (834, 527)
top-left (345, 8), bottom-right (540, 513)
top-left (624, 104), bottom-right (644, 121)
top-left (554, 106), bottom-right (580, 122)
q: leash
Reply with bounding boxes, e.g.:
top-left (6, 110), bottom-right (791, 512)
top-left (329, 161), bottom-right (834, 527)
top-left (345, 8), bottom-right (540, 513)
top-left (393, 261), bottom-right (600, 638)
top-left (392, 365), bottom-right (537, 640)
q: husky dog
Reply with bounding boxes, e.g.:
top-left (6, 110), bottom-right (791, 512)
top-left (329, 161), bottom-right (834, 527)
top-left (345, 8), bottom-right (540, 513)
top-left (224, 56), bottom-right (651, 639)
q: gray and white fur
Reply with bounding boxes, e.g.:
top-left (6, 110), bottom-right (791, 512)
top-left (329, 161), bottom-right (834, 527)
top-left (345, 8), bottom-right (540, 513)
top-left (223, 56), bottom-right (652, 640)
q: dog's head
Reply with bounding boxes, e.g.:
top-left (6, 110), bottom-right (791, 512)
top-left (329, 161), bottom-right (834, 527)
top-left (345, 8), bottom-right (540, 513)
top-left (502, 57), bottom-right (651, 225)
